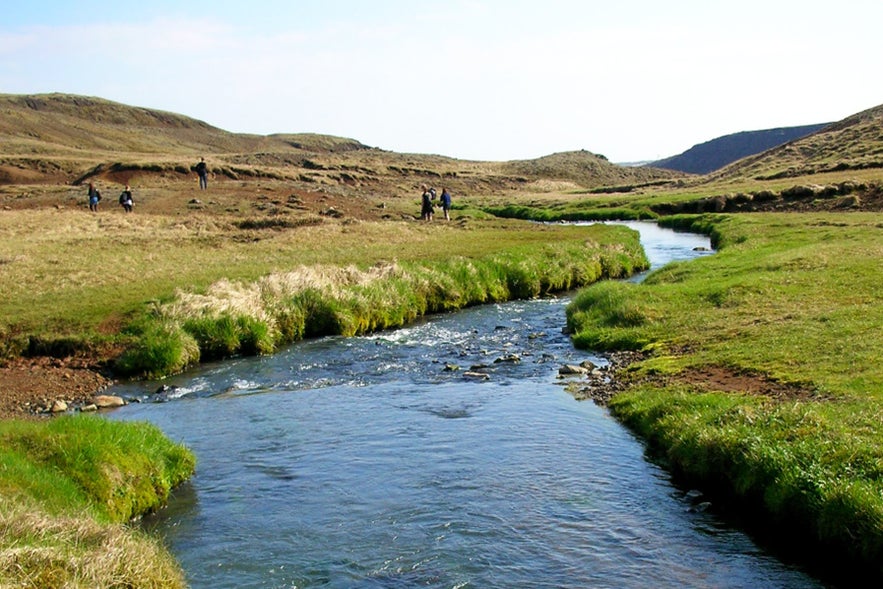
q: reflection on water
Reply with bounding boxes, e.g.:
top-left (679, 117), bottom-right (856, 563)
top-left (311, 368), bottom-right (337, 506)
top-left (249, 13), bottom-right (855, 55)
top-left (110, 223), bottom-right (824, 588)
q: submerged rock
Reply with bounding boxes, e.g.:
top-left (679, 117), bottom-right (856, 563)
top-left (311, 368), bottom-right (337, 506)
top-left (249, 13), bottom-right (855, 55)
top-left (463, 371), bottom-right (490, 380)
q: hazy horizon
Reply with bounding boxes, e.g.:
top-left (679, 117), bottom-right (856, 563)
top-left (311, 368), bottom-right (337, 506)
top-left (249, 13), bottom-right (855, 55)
top-left (2, 0), bottom-right (880, 162)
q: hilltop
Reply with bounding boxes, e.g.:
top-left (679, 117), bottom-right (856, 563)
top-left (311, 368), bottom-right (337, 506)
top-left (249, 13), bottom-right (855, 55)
top-left (651, 123), bottom-right (830, 175)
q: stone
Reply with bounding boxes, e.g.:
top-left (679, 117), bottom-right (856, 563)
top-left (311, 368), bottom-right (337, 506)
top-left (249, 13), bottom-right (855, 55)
top-left (559, 364), bottom-right (589, 375)
top-left (50, 399), bottom-right (68, 413)
top-left (93, 394), bottom-right (126, 408)
top-left (463, 371), bottom-right (490, 380)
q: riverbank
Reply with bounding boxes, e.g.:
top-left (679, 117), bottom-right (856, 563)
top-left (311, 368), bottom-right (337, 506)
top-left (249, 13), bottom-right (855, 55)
top-left (0, 200), bottom-right (650, 412)
top-left (0, 415), bottom-right (195, 587)
top-left (0, 355), bottom-right (113, 418)
top-left (566, 212), bottom-right (883, 582)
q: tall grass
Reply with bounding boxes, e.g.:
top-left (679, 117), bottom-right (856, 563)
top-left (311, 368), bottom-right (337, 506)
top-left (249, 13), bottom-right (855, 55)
top-left (566, 212), bottom-right (883, 579)
top-left (0, 210), bottom-right (639, 358)
top-left (1, 500), bottom-right (187, 589)
top-left (0, 416), bottom-right (195, 587)
top-left (119, 233), bottom-right (649, 377)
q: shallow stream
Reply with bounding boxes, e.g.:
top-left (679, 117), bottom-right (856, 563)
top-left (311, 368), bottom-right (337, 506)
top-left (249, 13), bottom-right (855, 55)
top-left (109, 222), bottom-right (825, 588)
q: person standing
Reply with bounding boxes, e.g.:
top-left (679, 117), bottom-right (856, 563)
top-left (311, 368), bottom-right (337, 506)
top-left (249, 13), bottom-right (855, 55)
top-left (119, 184), bottom-right (134, 213)
top-left (440, 188), bottom-right (452, 221)
top-left (420, 184), bottom-right (434, 222)
top-left (195, 157), bottom-right (208, 190)
top-left (87, 182), bottom-right (101, 212)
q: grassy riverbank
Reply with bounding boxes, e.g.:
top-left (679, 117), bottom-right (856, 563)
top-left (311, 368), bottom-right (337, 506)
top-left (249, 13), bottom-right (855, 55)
top-left (0, 415), bottom-right (195, 587)
top-left (117, 226), bottom-right (648, 378)
top-left (0, 208), bottom-right (642, 364)
top-left (566, 212), bottom-right (883, 580)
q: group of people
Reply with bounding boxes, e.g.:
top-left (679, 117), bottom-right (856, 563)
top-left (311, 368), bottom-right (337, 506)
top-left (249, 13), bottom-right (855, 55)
top-left (86, 160), bottom-right (455, 220)
top-left (420, 185), bottom-right (452, 221)
top-left (84, 156), bottom-right (209, 213)
top-left (86, 182), bottom-right (132, 213)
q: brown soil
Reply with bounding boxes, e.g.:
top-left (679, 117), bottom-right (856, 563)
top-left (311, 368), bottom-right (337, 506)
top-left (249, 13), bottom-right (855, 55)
top-left (0, 356), bottom-right (113, 419)
top-left (570, 353), bottom-right (818, 406)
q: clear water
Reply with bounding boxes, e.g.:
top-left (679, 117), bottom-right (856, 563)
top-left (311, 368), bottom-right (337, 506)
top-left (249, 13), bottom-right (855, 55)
top-left (109, 223), bottom-right (823, 588)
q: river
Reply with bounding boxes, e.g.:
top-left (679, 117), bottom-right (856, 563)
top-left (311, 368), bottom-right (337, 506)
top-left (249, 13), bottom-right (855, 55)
top-left (109, 222), bottom-right (825, 588)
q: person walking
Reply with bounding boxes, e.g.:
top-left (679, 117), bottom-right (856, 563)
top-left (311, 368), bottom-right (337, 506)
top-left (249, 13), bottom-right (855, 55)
top-left (119, 184), bottom-right (134, 213)
top-left (195, 157), bottom-right (208, 190)
top-left (87, 182), bottom-right (101, 212)
top-left (440, 188), bottom-right (452, 221)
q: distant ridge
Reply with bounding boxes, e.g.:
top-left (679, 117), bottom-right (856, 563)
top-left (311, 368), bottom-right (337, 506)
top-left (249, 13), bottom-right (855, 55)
top-left (651, 124), bottom-right (830, 175)
top-left (0, 92), bottom-right (682, 190)
top-left (708, 103), bottom-right (883, 182)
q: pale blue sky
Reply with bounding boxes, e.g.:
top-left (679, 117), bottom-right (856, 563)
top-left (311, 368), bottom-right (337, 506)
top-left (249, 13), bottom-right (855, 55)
top-left (2, 0), bottom-right (881, 162)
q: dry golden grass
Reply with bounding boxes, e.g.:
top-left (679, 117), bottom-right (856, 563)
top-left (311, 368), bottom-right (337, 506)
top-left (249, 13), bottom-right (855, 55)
top-left (0, 501), bottom-right (186, 589)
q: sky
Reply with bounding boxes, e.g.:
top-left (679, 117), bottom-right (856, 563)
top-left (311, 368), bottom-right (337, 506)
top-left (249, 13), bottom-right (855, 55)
top-left (2, 0), bottom-right (882, 162)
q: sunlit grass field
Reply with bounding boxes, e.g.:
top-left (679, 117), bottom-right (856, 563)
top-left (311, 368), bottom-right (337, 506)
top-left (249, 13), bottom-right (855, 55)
top-left (0, 207), bottom-right (641, 357)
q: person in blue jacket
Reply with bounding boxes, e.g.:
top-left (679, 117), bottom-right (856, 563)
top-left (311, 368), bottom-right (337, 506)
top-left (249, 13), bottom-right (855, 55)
top-left (439, 188), bottom-right (452, 221)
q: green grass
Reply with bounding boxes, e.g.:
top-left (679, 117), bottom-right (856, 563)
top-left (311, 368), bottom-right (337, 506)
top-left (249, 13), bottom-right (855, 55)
top-left (117, 226), bottom-right (648, 377)
top-left (0, 211), bottom-right (639, 355)
top-left (0, 415), bottom-right (195, 587)
top-left (566, 212), bottom-right (883, 578)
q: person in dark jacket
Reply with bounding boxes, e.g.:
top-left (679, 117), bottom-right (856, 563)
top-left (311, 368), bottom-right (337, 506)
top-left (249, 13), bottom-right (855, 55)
top-left (87, 182), bottom-right (101, 212)
top-left (195, 157), bottom-right (208, 190)
top-left (420, 184), bottom-right (434, 221)
top-left (119, 184), bottom-right (134, 213)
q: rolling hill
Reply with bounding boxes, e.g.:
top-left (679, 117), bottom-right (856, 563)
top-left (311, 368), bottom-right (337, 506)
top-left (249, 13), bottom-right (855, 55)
top-left (0, 93), bottom-right (680, 193)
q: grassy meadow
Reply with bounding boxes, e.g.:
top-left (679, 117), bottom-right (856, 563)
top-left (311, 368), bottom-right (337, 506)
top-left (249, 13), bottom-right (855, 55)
top-left (0, 199), bottom-right (647, 370)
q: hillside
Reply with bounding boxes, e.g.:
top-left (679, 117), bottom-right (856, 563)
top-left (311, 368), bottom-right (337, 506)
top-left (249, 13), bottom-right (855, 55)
top-left (503, 150), bottom-right (679, 188)
top-left (0, 93), bottom-right (679, 194)
top-left (707, 103), bottom-right (883, 182)
top-left (651, 124), bottom-right (829, 174)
